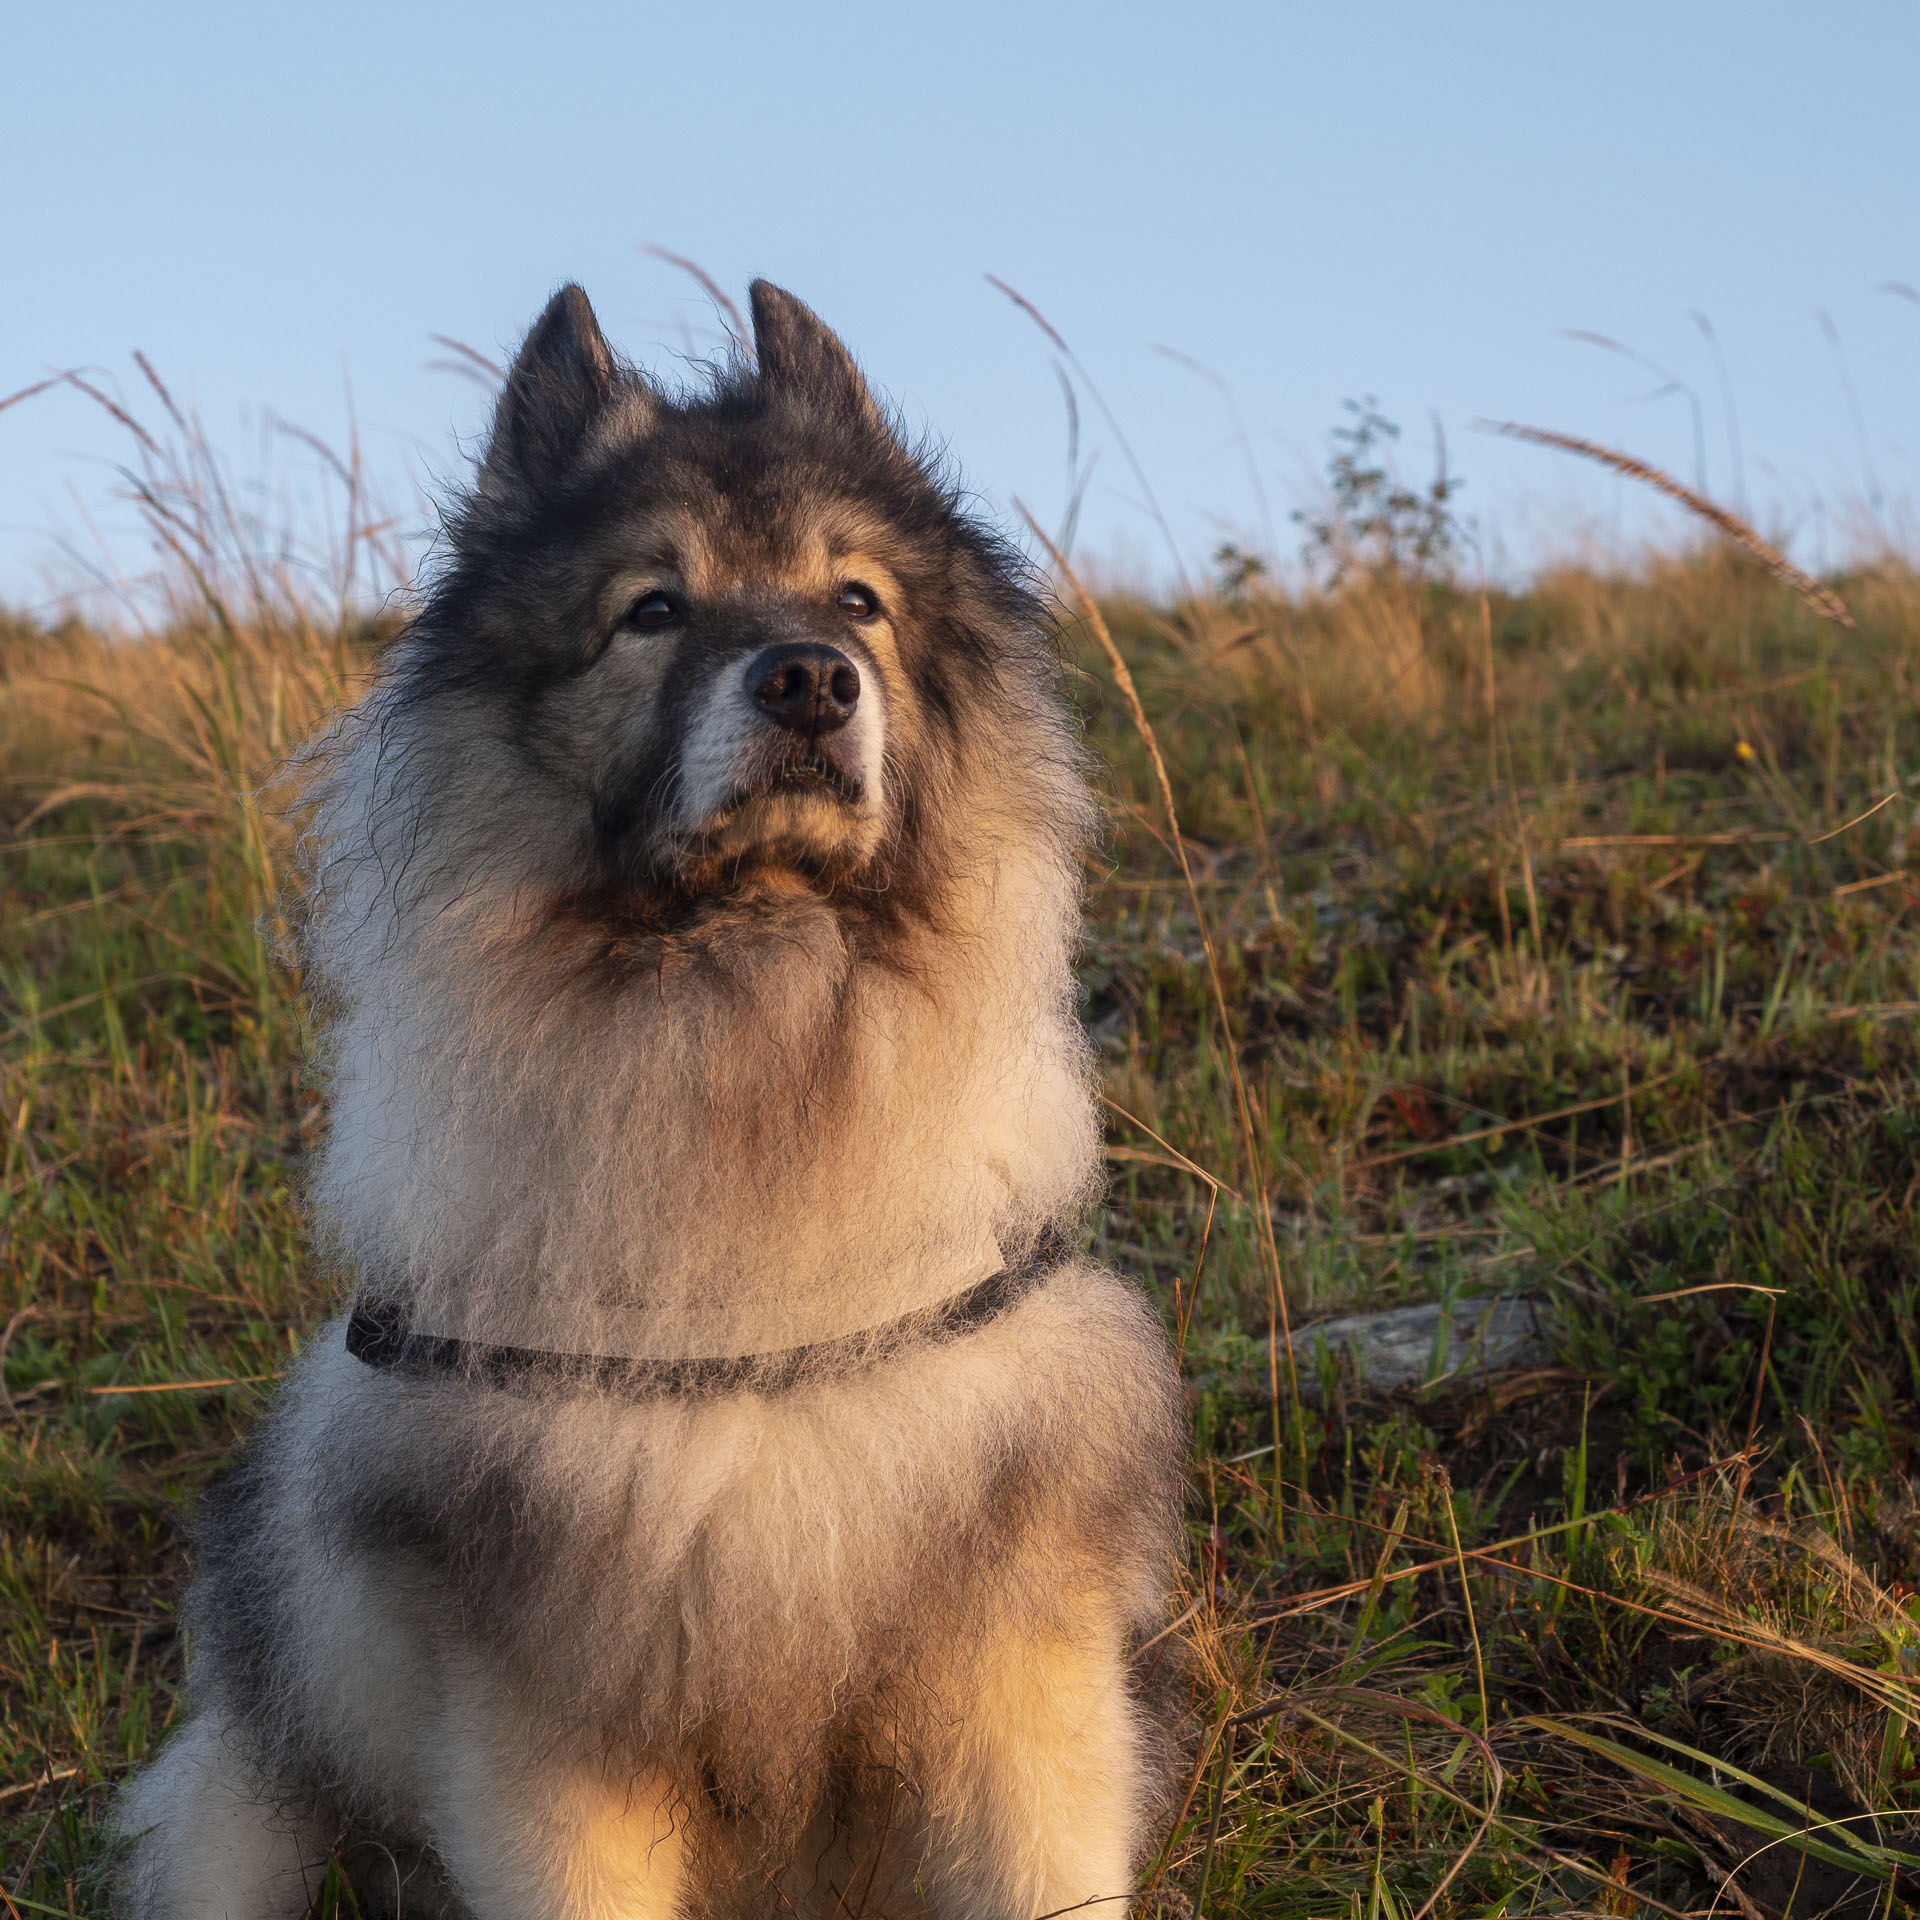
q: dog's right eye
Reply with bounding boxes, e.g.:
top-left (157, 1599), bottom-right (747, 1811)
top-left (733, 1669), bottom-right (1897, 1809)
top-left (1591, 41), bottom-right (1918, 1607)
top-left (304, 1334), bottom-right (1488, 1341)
top-left (621, 591), bottom-right (680, 631)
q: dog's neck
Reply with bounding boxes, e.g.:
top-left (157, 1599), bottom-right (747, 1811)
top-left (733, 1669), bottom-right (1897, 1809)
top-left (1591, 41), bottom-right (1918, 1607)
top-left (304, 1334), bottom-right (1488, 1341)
top-left (309, 833), bottom-right (1095, 1358)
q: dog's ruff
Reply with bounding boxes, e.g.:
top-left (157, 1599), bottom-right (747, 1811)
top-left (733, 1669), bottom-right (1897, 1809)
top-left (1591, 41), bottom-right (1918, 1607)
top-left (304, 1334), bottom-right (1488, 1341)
top-left (113, 280), bottom-right (1187, 1920)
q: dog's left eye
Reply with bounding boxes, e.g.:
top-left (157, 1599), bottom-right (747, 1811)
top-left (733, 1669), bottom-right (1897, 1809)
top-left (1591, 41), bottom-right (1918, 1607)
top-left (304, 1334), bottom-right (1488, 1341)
top-left (621, 591), bottom-right (681, 631)
top-left (837, 583), bottom-right (879, 620)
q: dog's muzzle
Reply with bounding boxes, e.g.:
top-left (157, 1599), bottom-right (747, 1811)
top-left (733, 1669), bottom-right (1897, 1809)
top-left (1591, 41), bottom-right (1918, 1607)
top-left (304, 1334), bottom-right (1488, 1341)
top-left (656, 636), bottom-right (886, 860)
top-left (738, 640), bottom-right (869, 800)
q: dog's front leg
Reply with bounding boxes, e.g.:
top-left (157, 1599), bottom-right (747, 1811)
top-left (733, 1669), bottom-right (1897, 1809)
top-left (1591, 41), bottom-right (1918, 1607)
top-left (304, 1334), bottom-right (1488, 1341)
top-left (115, 1709), bottom-right (336, 1920)
top-left (426, 1697), bottom-right (687, 1920)
top-left (919, 1616), bottom-right (1143, 1920)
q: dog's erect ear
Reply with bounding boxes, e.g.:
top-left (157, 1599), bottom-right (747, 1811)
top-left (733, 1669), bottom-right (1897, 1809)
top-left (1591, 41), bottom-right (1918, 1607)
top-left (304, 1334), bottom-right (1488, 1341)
top-left (750, 281), bottom-right (884, 429)
top-left (483, 285), bottom-right (640, 497)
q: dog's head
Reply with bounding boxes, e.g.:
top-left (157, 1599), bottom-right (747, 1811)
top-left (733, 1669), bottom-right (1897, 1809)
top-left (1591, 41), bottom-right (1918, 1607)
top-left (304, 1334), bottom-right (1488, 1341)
top-left (400, 281), bottom-right (1056, 920)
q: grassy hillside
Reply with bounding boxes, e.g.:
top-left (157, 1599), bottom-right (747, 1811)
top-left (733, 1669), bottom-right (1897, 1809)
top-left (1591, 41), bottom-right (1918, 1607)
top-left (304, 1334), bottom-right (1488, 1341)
top-left (5, 503), bottom-right (1920, 1915)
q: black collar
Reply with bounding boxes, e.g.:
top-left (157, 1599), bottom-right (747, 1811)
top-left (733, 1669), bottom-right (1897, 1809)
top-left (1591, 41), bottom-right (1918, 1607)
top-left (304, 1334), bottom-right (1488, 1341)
top-left (345, 1226), bottom-right (1071, 1400)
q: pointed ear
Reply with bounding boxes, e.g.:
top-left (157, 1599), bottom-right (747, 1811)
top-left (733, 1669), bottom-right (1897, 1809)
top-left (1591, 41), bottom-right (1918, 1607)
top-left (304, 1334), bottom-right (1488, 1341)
top-left (483, 285), bottom-right (632, 497)
top-left (749, 280), bottom-right (884, 427)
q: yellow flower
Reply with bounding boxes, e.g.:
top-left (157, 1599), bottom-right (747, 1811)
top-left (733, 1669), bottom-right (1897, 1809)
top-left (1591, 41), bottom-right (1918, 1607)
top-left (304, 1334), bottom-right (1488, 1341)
top-left (1735, 740), bottom-right (1755, 760)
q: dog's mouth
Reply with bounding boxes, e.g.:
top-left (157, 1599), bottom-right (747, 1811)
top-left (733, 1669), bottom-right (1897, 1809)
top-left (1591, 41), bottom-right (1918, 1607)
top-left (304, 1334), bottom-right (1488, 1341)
top-left (718, 741), bottom-right (866, 817)
top-left (659, 734), bottom-right (880, 888)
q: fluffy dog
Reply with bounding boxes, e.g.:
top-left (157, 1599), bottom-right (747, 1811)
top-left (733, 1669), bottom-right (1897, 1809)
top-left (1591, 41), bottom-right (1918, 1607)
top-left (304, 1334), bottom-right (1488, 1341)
top-left (115, 281), bottom-right (1186, 1920)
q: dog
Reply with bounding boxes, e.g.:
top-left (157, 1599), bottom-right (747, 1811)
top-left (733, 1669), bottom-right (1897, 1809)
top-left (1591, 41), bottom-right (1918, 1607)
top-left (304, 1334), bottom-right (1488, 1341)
top-left (115, 280), bottom-right (1186, 1920)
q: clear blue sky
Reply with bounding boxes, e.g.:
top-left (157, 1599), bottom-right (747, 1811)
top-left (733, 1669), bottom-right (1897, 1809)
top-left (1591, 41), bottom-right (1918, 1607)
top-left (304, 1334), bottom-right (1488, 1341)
top-left (5, 1), bottom-right (1917, 610)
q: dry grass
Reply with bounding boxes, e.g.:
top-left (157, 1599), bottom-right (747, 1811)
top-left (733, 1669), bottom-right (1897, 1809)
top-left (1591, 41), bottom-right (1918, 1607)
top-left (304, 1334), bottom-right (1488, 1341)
top-left (1484, 424), bottom-right (1856, 632)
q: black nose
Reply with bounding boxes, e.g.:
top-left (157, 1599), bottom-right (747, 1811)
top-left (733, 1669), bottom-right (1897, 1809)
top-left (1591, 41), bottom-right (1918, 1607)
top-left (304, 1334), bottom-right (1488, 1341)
top-left (748, 643), bottom-right (860, 735)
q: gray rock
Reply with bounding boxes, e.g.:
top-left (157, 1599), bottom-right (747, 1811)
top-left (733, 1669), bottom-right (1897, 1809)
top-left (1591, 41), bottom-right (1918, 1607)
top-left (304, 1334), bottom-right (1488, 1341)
top-left (1294, 1294), bottom-right (1554, 1400)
